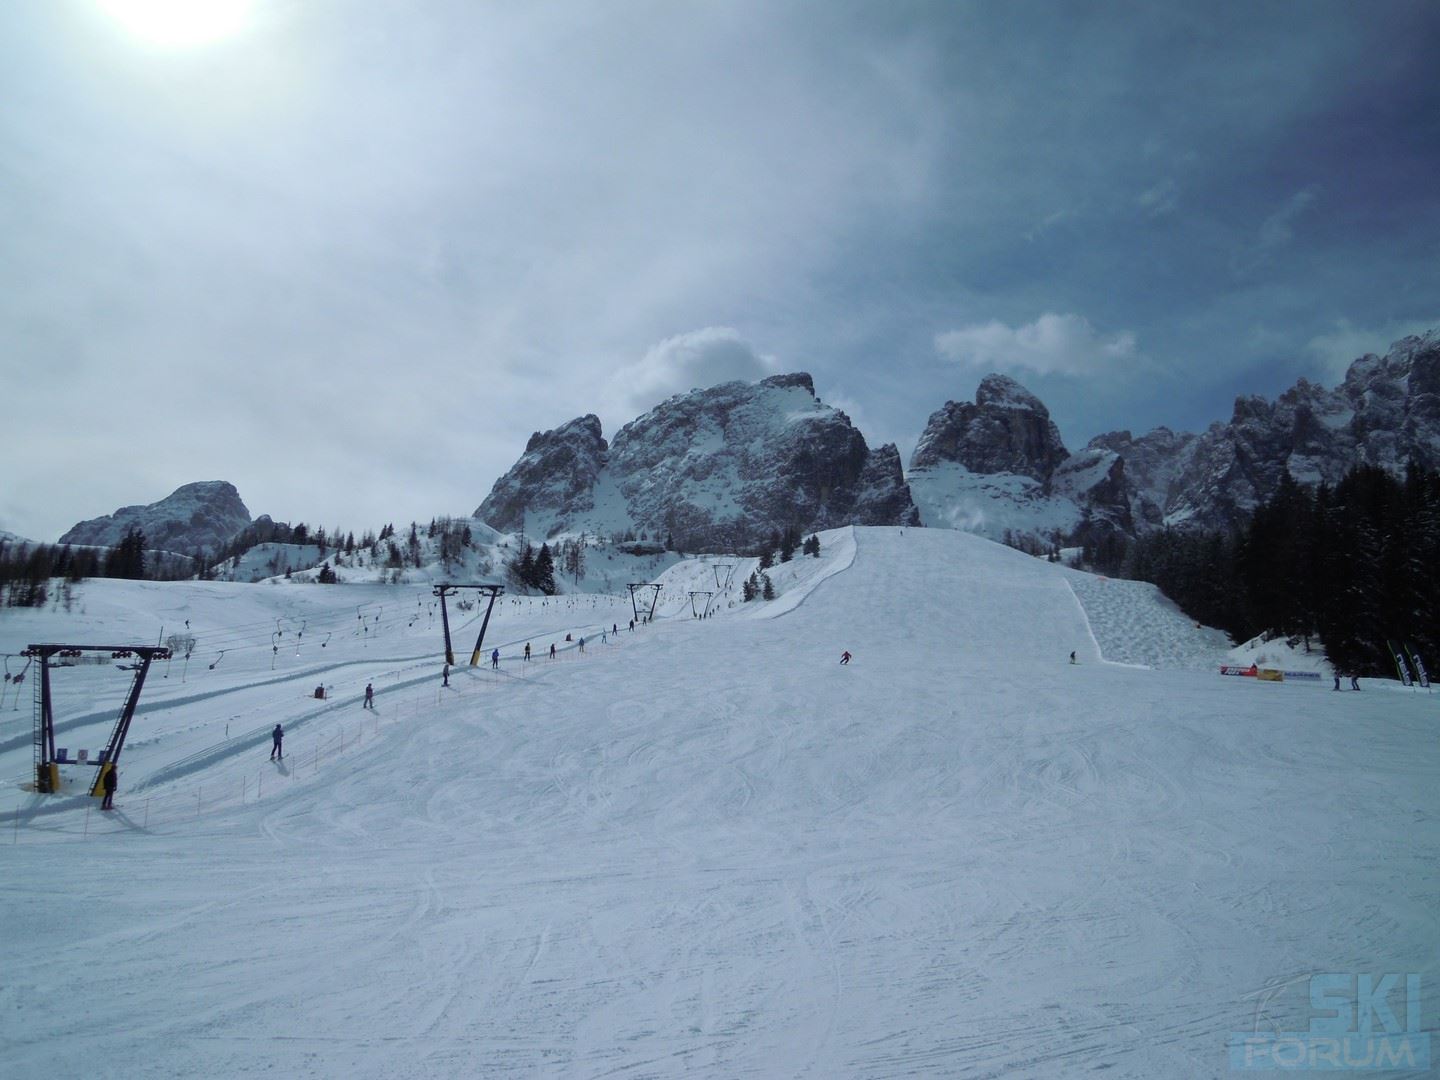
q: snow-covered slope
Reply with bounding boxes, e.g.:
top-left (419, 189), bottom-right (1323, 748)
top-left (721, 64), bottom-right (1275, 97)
top-left (2, 528), bottom-right (1436, 1078)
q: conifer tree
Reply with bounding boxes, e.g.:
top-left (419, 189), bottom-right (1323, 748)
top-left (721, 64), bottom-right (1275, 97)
top-left (780, 527), bottom-right (797, 563)
top-left (742, 571), bottom-right (758, 602)
top-left (534, 543), bottom-right (557, 595)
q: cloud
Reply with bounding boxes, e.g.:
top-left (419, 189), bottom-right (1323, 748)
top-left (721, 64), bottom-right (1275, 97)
top-left (934, 313), bottom-right (1138, 377)
top-left (1258, 187), bottom-right (1318, 251)
top-left (1305, 317), bottom-right (1440, 382)
top-left (1024, 208), bottom-right (1071, 242)
top-left (1233, 187), bottom-right (1319, 274)
top-left (1137, 178), bottom-right (1179, 217)
top-left (607, 328), bottom-right (775, 417)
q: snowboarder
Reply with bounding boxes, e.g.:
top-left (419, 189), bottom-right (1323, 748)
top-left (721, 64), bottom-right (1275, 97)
top-left (270, 723), bottom-right (284, 760)
top-left (524, 642), bottom-right (531, 662)
top-left (549, 643), bottom-right (556, 659)
top-left (363, 683), bottom-right (374, 709)
top-left (491, 648), bottom-right (500, 670)
top-left (101, 765), bottom-right (117, 810)
top-left (840, 650), bottom-right (852, 665)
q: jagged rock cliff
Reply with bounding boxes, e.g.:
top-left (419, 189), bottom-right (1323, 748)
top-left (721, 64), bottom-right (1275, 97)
top-left (475, 373), bottom-right (919, 548)
top-left (59, 481), bottom-right (254, 555)
top-left (911, 375), bottom-right (1068, 482)
top-left (907, 374), bottom-right (1126, 542)
top-left (911, 329), bottom-right (1440, 541)
top-left (475, 416), bottom-right (608, 538)
top-left (1094, 330), bottom-right (1440, 530)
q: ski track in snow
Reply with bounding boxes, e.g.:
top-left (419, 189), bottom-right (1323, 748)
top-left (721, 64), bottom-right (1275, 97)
top-left (1, 527), bottom-right (1437, 1078)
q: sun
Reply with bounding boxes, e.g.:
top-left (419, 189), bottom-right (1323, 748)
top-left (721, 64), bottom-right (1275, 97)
top-left (96, 0), bottom-right (253, 48)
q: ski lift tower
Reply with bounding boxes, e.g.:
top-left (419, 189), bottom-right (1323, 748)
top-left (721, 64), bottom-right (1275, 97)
top-left (687, 591), bottom-right (714, 618)
top-left (433, 584), bottom-right (505, 667)
top-left (628, 583), bottom-right (662, 624)
top-left (27, 643), bottom-right (171, 795)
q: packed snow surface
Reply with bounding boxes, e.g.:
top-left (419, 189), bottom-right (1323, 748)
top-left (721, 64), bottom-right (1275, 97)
top-left (2, 528), bottom-right (1436, 1077)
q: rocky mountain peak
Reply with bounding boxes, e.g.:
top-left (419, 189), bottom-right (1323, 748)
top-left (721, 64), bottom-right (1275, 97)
top-left (59, 481), bottom-right (253, 555)
top-left (476, 414), bottom-right (608, 534)
top-left (759, 372), bottom-right (815, 395)
top-left (475, 373), bottom-right (917, 548)
top-left (910, 374), bottom-right (1068, 484)
top-left (523, 414), bottom-right (606, 455)
top-left (974, 373), bottom-right (1049, 413)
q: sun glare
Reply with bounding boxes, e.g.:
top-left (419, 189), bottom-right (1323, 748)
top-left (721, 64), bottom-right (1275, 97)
top-left (96, 0), bottom-right (252, 48)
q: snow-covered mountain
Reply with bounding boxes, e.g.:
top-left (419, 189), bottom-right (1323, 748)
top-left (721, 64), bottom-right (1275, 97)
top-left (476, 373), bottom-right (918, 549)
top-left (906, 374), bottom-right (1131, 544)
top-left (913, 329), bottom-right (1440, 541)
top-left (58, 481), bottom-right (254, 556)
top-left (1101, 329), bottom-right (1440, 530)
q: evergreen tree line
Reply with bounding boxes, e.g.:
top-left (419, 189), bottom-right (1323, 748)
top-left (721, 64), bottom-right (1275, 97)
top-left (1084, 463), bottom-right (1440, 677)
top-left (753, 527), bottom-right (820, 570)
top-left (0, 525), bottom-right (199, 607)
top-left (215, 519), bottom-right (364, 570)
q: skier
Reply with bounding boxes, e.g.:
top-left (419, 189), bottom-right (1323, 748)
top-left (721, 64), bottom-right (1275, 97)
top-left (1069, 651), bottom-right (1077, 665)
top-left (1350, 674), bottom-right (1361, 690)
top-left (101, 765), bottom-right (117, 810)
top-left (270, 723), bottom-right (284, 760)
top-left (840, 650), bottom-right (852, 665)
top-left (629, 619), bottom-right (635, 632)
top-left (524, 642), bottom-right (531, 662)
top-left (549, 643), bottom-right (556, 660)
top-left (578, 636), bottom-right (586, 653)
top-left (1333, 674), bottom-right (1341, 691)
top-left (601, 630), bottom-right (607, 644)
top-left (363, 683), bottom-right (375, 710)
top-left (442, 663), bottom-right (449, 687)
top-left (491, 648), bottom-right (500, 670)
top-left (613, 624), bottom-right (618, 634)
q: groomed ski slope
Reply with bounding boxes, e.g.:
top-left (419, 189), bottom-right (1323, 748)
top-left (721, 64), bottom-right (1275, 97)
top-left (2, 527), bottom-right (1437, 1078)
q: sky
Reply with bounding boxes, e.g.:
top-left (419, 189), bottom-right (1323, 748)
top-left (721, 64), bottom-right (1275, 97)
top-left (2, 0), bottom-right (1439, 542)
